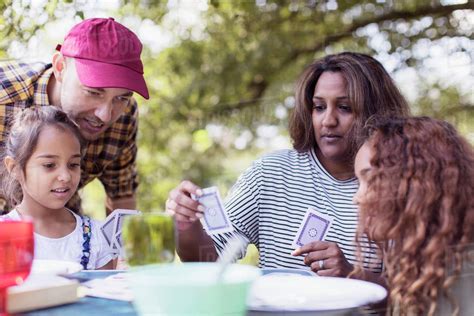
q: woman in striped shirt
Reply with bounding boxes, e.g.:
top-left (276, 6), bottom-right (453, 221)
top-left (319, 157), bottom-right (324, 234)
top-left (167, 52), bottom-right (409, 285)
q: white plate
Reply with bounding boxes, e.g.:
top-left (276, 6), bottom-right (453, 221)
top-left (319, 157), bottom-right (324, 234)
top-left (261, 268), bottom-right (317, 277)
top-left (248, 274), bottom-right (387, 311)
top-left (30, 259), bottom-right (83, 275)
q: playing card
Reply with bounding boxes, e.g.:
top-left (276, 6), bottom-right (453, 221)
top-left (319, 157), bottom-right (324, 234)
top-left (292, 207), bottom-right (333, 248)
top-left (192, 186), bottom-right (233, 235)
top-left (115, 232), bottom-right (123, 249)
top-left (100, 209), bottom-right (141, 256)
top-left (100, 214), bottom-right (117, 250)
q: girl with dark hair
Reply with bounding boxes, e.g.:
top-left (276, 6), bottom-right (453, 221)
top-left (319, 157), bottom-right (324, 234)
top-left (0, 106), bottom-right (115, 270)
top-left (353, 116), bottom-right (474, 315)
top-left (167, 52), bottom-right (409, 284)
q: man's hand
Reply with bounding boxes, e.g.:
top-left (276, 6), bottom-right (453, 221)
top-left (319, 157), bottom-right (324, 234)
top-left (292, 241), bottom-right (353, 277)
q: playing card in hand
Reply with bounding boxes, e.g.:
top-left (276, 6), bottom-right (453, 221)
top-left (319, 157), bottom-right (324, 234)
top-left (292, 207), bottom-right (333, 248)
top-left (100, 209), bottom-right (141, 256)
top-left (192, 186), bottom-right (233, 235)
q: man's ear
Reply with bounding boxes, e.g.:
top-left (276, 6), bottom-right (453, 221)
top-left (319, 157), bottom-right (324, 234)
top-left (4, 156), bottom-right (19, 180)
top-left (52, 52), bottom-right (67, 83)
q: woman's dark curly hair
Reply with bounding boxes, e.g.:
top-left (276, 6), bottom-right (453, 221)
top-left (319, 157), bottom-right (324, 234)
top-left (354, 116), bottom-right (474, 315)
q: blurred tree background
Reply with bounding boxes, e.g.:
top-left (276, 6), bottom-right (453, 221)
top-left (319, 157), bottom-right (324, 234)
top-left (1, 0), bottom-right (472, 221)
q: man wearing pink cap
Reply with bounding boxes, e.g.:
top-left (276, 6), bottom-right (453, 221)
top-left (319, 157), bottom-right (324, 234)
top-left (0, 17), bottom-right (149, 214)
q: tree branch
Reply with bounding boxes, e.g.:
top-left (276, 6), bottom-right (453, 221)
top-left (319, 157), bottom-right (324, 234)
top-left (291, 2), bottom-right (474, 58)
top-left (444, 104), bottom-right (474, 114)
top-left (237, 2), bottom-right (474, 108)
top-left (217, 2), bottom-right (474, 115)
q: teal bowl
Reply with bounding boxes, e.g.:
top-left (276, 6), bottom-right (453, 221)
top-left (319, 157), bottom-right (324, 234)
top-left (129, 262), bottom-right (261, 316)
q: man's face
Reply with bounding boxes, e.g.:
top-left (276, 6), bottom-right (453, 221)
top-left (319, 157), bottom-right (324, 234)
top-left (59, 60), bottom-right (133, 140)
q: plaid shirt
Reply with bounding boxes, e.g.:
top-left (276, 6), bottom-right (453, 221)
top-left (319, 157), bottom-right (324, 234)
top-left (0, 61), bottom-right (139, 213)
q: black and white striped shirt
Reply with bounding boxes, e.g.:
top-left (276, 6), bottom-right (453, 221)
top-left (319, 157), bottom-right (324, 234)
top-left (211, 149), bottom-right (382, 272)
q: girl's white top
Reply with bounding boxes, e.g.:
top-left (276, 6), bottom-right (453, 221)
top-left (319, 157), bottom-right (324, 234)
top-left (1, 209), bottom-right (115, 269)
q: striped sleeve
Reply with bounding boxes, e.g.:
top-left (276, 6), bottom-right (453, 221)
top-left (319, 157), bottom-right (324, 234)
top-left (210, 158), bottom-right (263, 259)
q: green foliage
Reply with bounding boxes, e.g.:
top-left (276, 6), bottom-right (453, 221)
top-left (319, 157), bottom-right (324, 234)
top-left (81, 179), bottom-right (106, 219)
top-left (238, 244), bottom-right (259, 266)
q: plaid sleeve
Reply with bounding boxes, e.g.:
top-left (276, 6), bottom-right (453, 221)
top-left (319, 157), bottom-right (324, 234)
top-left (99, 99), bottom-right (139, 199)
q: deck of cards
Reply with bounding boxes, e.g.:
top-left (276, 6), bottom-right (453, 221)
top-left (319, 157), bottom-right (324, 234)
top-left (192, 186), bottom-right (234, 235)
top-left (292, 207), bottom-right (333, 249)
top-left (100, 209), bottom-right (141, 256)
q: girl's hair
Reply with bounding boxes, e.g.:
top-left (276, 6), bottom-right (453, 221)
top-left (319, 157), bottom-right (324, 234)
top-left (289, 52), bottom-right (410, 159)
top-left (0, 106), bottom-right (86, 207)
top-left (355, 116), bottom-right (474, 315)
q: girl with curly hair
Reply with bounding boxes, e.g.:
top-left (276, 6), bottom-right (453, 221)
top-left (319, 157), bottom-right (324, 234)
top-left (353, 116), bottom-right (474, 315)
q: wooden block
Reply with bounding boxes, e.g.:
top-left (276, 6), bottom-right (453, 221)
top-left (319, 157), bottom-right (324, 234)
top-left (7, 274), bottom-right (80, 313)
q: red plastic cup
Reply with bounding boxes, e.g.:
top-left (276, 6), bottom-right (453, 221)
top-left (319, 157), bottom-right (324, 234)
top-left (0, 220), bottom-right (34, 315)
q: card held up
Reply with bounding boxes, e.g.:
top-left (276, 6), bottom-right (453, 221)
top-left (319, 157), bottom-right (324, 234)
top-left (292, 207), bottom-right (333, 249)
top-left (192, 186), bottom-right (234, 235)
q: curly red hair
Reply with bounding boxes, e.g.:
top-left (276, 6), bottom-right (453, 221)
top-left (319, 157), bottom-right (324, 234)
top-left (355, 116), bottom-right (474, 315)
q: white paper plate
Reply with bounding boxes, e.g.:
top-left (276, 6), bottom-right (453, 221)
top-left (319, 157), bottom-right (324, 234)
top-left (30, 259), bottom-right (83, 275)
top-left (248, 274), bottom-right (387, 312)
top-left (261, 267), bottom-right (316, 277)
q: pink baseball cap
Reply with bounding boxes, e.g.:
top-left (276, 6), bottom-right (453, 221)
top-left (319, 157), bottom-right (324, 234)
top-left (57, 17), bottom-right (149, 99)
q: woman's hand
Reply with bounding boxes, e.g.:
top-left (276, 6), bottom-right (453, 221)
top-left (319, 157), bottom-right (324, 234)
top-left (166, 181), bottom-right (219, 262)
top-left (292, 241), bottom-right (353, 277)
top-left (166, 180), bottom-right (205, 231)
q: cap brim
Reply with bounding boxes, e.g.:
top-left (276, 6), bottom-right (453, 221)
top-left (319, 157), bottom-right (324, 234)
top-left (74, 58), bottom-right (149, 99)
